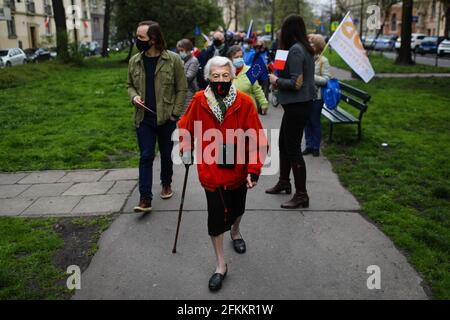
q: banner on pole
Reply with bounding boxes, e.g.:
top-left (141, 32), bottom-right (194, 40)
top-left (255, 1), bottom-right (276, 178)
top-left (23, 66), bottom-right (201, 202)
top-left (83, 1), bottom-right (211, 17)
top-left (328, 12), bottom-right (375, 83)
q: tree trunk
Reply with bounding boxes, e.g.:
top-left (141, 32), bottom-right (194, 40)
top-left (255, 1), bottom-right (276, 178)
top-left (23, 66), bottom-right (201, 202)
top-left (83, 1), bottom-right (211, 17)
top-left (445, 6), bottom-right (450, 38)
top-left (124, 32), bottom-right (134, 63)
top-left (51, 0), bottom-right (69, 62)
top-left (395, 0), bottom-right (414, 65)
top-left (102, 0), bottom-right (111, 57)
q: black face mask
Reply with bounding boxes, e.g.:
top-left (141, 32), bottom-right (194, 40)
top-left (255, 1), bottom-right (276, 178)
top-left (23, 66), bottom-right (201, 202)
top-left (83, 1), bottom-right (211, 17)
top-left (135, 38), bottom-right (152, 52)
top-left (210, 81), bottom-right (232, 97)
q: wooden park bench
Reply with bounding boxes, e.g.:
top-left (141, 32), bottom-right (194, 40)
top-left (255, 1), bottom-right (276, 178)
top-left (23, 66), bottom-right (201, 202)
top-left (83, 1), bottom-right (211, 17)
top-left (321, 81), bottom-right (371, 141)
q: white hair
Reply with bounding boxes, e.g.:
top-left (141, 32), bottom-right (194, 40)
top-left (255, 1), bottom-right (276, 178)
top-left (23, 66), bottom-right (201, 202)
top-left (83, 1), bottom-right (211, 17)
top-left (204, 56), bottom-right (236, 81)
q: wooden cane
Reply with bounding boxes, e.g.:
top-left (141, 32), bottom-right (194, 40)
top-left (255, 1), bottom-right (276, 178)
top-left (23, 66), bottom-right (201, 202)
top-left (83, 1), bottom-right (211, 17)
top-left (172, 164), bottom-right (190, 253)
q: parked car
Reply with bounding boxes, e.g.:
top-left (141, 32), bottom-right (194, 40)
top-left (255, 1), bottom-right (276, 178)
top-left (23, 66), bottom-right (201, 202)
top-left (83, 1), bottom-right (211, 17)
top-left (395, 33), bottom-right (426, 52)
top-left (437, 39), bottom-right (450, 56)
top-left (363, 35), bottom-right (376, 49)
top-left (78, 41), bottom-right (101, 56)
top-left (417, 36), bottom-right (446, 55)
top-left (373, 35), bottom-right (398, 51)
top-left (0, 48), bottom-right (27, 68)
top-left (49, 46), bottom-right (58, 58)
top-left (24, 48), bottom-right (52, 63)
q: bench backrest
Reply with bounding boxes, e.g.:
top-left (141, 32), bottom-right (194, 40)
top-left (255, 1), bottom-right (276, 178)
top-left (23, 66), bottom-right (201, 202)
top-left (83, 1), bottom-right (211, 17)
top-left (339, 82), bottom-right (371, 120)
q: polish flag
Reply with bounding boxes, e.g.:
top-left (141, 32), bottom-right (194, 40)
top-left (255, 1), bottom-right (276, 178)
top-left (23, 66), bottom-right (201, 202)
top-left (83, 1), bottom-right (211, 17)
top-left (44, 16), bottom-right (49, 28)
top-left (273, 50), bottom-right (289, 70)
top-left (83, 20), bottom-right (89, 28)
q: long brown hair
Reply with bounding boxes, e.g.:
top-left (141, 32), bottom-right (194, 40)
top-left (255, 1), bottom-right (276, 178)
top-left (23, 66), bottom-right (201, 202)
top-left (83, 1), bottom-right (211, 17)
top-left (280, 15), bottom-right (314, 56)
top-left (138, 20), bottom-right (167, 52)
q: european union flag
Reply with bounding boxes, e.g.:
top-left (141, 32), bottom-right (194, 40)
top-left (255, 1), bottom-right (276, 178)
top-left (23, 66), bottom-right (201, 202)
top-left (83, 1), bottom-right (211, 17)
top-left (194, 25), bottom-right (201, 37)
top-left (246, 55), bottom-right (269, 85)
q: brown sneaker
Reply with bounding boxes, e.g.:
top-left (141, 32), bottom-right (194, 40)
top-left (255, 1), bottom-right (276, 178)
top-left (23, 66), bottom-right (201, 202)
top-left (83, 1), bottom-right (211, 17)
top-left (161, 185), bottom-right (173, 199)
top-left (134, 198), bottom-right (152, 213)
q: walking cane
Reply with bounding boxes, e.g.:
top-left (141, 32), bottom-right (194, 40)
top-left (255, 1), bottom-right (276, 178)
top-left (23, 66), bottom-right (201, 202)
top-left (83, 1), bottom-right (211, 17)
top-left (172, 163), bottom-right (190, 254)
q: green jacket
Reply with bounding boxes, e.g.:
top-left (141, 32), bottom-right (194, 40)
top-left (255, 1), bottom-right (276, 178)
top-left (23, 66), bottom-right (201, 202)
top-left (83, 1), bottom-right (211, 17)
top-left (127, 50), bottom-right (187, 127)
top-left (232, 65), bottom-right (268, 110)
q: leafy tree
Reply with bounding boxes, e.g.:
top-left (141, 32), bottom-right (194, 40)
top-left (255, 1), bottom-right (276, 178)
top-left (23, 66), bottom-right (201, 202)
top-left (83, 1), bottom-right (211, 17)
top-left (113, 0), bottom-right (223, 61)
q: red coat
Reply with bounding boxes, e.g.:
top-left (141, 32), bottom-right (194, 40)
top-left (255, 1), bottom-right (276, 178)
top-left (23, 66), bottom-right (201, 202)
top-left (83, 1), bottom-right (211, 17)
top-left (178, 90), bottom-right (268, 191)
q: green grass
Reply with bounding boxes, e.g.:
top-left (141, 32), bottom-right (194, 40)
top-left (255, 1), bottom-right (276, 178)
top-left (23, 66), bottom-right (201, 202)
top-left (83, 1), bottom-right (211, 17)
top-left (0, 52), bottom-right (140, 172)
top-left (325, 49), bottom-right (450, 74)
top-left (322, 77), bottom-right (450, 299)
top-left (0, 216), bottom-right (113, 299)
top-left (0, 217), bottom-right (64, 299)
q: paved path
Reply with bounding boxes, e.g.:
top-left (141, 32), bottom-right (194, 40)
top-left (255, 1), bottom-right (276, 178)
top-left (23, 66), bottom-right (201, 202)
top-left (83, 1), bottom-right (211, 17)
top-left (0, 169), bottom-right (137, 217)
top-left (383, 51), bottom-right (450, 68)
top-left (63, 105), bottom-right (428, 300)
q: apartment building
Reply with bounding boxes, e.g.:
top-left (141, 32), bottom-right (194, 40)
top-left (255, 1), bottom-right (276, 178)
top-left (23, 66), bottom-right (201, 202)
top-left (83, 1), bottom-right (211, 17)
top-left (0, 0), bottom-right (104, 50)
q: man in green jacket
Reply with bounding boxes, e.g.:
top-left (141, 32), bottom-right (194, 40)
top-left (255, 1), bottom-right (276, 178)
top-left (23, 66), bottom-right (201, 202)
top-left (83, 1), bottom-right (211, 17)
top-left (128, 20), bottom-right (187, 213)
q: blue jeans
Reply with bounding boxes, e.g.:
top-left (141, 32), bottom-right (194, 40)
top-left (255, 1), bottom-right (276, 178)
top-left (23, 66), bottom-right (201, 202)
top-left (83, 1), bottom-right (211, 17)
top-left (136, 114), bottom-right (177, 200)
top-left (305, 99), bottom-right (323, 150)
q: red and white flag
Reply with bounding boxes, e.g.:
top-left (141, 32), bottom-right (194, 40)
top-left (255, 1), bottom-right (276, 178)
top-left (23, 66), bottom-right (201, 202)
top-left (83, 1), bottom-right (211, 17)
top-left (44, 16), bottom-right (49, 28)
top-left (83, 20), bottom-right (89, 28)
top-left (273, 50), bottom-right (289, 70)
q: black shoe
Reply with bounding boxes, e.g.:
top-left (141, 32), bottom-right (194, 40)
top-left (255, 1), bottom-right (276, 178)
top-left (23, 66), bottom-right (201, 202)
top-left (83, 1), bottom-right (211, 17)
top-left (302, 148), bottom-right (313, 155)
top-left (312, 149), bottom-right (320, 157)
top-left (208, 265), bottom-right (228, 292)
top-left (231, 232), bottom-right (246, 254)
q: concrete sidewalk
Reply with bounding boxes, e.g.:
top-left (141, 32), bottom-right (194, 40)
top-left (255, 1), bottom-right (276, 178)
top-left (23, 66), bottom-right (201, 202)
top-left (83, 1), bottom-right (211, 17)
top-left (68, 105), bottom-right (428, 300)
top-left (0, 169), bottom-right (137, 217)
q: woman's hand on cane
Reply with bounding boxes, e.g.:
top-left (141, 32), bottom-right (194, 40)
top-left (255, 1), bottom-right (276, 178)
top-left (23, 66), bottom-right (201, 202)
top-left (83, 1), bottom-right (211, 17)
top-left (246, 174), bottom-right (258, 189)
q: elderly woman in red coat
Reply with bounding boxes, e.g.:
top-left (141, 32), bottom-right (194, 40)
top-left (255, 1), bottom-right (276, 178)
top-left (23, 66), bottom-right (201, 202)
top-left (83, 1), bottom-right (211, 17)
top-left (178, 56), bottom-right (268, 292)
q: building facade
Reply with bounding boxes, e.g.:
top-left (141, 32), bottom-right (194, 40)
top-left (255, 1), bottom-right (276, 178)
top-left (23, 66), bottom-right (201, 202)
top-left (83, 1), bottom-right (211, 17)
top-left (384, 1), bottom-right (447, 37)
top-left (0, 0), bottom-right (104, 50)
top-left (338, 0), bottom-right (447, 37)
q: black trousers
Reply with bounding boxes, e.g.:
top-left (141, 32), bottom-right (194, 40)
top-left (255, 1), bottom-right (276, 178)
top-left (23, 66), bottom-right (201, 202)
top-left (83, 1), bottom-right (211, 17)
top-left (204, 183), bottom-right (248, 237)
top-left (279, 101), bottom-right (313, 162)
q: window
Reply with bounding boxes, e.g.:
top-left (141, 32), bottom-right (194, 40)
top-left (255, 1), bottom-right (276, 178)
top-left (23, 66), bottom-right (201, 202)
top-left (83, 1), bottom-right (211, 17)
top-left (391, 14), bottom-right (397, 32)
top-left (46, 18), bottom-right (52, 35)
top-left (94, 17), bottom-right (100, 33)
top-left (7, 15), bottom-right (17, 37)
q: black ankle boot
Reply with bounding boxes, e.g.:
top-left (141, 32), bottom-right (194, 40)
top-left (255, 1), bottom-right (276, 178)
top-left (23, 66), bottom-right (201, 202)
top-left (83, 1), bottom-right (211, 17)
top-left (281, 161), bottom-right (309, 209)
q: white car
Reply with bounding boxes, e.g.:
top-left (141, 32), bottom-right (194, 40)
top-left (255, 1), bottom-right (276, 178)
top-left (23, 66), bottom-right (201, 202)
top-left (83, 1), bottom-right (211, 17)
top-left (395, 33), bottom-right (427, 51)
top-left (438, 39), bottom-right (450, 56)
top-left (0, 48), bottom-right (27, 68)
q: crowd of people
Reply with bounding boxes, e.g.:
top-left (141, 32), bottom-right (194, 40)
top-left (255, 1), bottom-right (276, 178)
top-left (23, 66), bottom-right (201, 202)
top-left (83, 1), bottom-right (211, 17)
top-left (127, 16), bottom-right (332, 292)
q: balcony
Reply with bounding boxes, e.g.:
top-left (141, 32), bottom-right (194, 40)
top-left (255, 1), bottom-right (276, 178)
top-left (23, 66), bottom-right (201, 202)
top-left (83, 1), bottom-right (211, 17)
top-left (26, 1), bottom-right (36, 15)
top-left (6, 0), bottom-right (16, 12)
top-left (44, 4), bottom-right (52, 16)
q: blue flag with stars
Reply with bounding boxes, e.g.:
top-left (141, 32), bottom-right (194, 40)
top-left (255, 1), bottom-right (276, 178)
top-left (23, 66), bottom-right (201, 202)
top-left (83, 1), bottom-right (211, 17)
top-left (246, 55), bottom-right (269, 85)
top-left (194, 25), bottom-right (201, 37)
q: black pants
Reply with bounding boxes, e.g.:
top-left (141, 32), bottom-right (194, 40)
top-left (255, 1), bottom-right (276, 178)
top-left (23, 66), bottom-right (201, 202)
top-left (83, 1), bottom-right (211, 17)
top-left (279, 101), bottom-right (313, 162)
top-left (204, 184), bottom-right (248, 237)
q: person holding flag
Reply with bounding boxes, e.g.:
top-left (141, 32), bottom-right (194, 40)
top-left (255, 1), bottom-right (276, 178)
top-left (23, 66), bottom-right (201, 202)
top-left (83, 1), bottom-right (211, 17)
top-left (227, 45), bottom-right (269, 115)
top-left (266, 14), bottom-right (316, 209)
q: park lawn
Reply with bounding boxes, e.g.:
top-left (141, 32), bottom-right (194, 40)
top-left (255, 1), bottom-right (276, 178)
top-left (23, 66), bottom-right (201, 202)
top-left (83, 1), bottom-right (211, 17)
top-left (0, 52), bottom-right (140, 172)
top-left (322, 77), bottom-right (450, 299)
top-left (0, 215), bottom-right (113, 299)
top-left (325, 49), bottom-right (450, 74)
